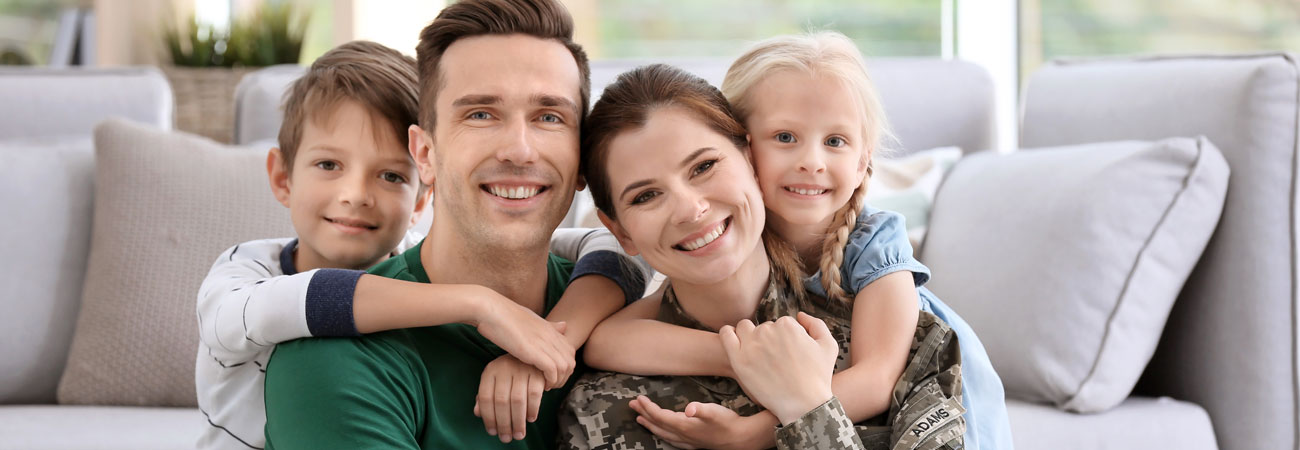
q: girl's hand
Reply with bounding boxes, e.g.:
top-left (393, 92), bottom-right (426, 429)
top-left (473, 286), bottom-right (576, 388)
top-left (720, 312), bottom-right (840, 425)
top-left (628, 396), bottom-right (770, 450)
top-left (473, 355), bottom-right (546, 443)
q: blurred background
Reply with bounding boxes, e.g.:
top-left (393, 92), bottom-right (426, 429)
top-left (3, 0), bottom-right (1298, 146)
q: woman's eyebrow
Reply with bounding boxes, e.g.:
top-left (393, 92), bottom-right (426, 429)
top-left (618, 147), bottom-right (717, 200)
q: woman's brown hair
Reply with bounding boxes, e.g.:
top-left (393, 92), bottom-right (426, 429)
top-left (580, 63), bottom-right (808, 299)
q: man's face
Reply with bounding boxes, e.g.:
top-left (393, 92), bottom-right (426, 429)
top-left (418, 34), bottom-right (583, 252)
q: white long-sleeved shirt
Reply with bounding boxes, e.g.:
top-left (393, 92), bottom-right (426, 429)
top-left (195, 228), bottom-right (649, 450)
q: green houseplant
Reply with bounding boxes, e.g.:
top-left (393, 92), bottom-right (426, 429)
top-left (162, 3), bottom-right (307, 143)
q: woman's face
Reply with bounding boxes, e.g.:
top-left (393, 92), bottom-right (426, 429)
top-left (599, 106), bottom-right (766, 286)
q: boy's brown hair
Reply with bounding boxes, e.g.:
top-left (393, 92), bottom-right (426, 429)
top-left (277, 40), bottom-right (421, 184)
top-left (415, 0), bottom-right (591, 131)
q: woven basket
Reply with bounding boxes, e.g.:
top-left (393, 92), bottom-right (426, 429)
top-left (162, 66), bottom-right (256, 144)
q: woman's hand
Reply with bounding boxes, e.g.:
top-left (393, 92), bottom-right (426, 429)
top-left (628, 396), bottom-right (771, 450)
top-left (473, 286), bottom-right (575, 388)
top-left (720, 312), bottom-right (840, 425)
top-left (473, 354), bottom-right (546, 443)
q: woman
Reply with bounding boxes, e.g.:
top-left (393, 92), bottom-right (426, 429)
top-left (558, 64), bottom-right (964, 450)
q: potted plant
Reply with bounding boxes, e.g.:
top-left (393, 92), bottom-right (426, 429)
top-left (162, 3), bottom-right (306, 143)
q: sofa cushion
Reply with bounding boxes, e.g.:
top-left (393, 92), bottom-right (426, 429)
top-left (1020, 53), bottom-right (1299, 450)
top-left (0, 137), bottom-right (95, 404)
top-left (920, 137), bottom-right (1229, 413)
top-left (56, 119), bottom-right (293, 407)
top-left (0, 405), bottom-right (202, 450)
top-left (0, 67), bottom-right (173, 139)
top-left (1006, 397), bottom-right (1217, 450)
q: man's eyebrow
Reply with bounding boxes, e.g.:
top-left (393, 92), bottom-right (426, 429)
top-left (451, 94), bottom-right (502, 107)
top-left (533, 94), bottom-right (580, 115)
top-left (618, 147), bottom-right (717, 201)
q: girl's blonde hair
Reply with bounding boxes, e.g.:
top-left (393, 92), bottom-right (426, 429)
top-left (721, 31), bottom-right (893, 304)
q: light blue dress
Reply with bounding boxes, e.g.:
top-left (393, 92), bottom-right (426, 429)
top-left (804, 206), bottom-right (1014, 450)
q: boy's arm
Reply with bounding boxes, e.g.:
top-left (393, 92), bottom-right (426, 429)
top-left (581, 295), bottom-right (735, 378)
top-left (550, 227), bottom-right (653, 305)
top-left (196, 242), bottom-right (361, 365)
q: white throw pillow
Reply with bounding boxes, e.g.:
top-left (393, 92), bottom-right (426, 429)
top-left (0, 137), bottom-right (94, 404)
top-left (919, 137), bottom-right (1228, 413)
top-left (56, 119), bottom-right (293, 406)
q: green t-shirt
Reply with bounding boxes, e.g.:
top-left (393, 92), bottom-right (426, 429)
top-left (264, 239), bottom-right (575, 450)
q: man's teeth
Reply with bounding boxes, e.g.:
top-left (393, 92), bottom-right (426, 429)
top-left (489, 185), bottom-right (540, 199)
top-left (680, 222), bottom-right (727, 251)
top-left (785, 186), bottom-right (827, 196)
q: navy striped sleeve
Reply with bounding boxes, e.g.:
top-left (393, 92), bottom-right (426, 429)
top-left (304, 268), bottom-right (365, 337)
top-left (571, 250), bottom-right (646, 305)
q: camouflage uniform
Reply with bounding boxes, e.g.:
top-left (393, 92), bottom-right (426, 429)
top-left (560, 275), bottom-right (965, 450)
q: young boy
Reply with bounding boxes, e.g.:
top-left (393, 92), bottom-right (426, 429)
top-left (195, 41), bottom-right (645, 450)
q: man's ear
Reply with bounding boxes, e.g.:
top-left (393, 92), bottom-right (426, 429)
top-left (597, 210), bottom-right (638, 256)
top-left (575, 174), bottom-right (587, 192)
top-left (409, 124), bottom-right (437, 187)
top-left (267, 147), bottom-right (292, 208)
top-left (409, 186), bottom-right (434, 227)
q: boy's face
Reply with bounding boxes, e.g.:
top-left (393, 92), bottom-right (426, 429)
top-left (269, 99), bottom-right (424, 271)
top-left (410, 33), bottom-right (583, 253)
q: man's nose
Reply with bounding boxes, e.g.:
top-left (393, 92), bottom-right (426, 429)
top-left (496, 118), bottom-right (539, 165)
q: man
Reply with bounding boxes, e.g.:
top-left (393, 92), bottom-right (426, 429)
top-left (262, 1), bottom-right (628, 448)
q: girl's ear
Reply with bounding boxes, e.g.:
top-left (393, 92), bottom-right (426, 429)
top-left (597, 210), bottom-right (639, 256)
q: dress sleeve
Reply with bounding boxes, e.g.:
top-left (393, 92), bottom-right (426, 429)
top-left (774, 397), bottom-right (866, 450)
top-left (841, 209), bottom-right (932, 295)
top-left (263, 335), bottom-right (423, 450)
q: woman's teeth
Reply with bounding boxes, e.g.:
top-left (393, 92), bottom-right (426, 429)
top-left (785, 186), bottom-right (827, 196)
top-left (489, 185), bottom-right (540, 199)
top-left (679, 221), bottom-right (727, 251)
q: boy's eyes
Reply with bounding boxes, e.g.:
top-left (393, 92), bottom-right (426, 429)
top-left (315, 160), bottom-right (339, 171)
top-left (775, 132), bottom-right (796, 144)
top-left (381, 172), bottom-right (407, 184)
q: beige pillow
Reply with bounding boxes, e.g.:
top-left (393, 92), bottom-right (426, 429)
top-left (56, 118), bottom-right (292, 406)
top-left (920, 137), bottom-right (1229, 413)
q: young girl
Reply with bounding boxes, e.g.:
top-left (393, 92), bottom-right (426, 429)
top-left (581, 32), bottom-right (1012, 449)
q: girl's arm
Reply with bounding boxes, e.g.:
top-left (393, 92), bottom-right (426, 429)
top-left (832, 270), bottom-right (920, 421)
top-left (582, 293), bottom-right (735, 378)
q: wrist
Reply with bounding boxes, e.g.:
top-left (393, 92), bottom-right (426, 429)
top-left (461, 284), bottom-right (493, 327)
top-left (772, 390), bottom-right (833, 426)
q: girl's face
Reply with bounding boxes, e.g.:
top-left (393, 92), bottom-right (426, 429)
top-left (599, 106), bottom-right (766, 286)
top-left (745, 71), bottom-right (870, 230)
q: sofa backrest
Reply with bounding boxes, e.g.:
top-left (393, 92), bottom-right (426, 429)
top-left (234, 58), bottom-right (997, 155)
top-left (1020, 53), bottom-right (1300, 450)
top-left (0, 67), bottom-right (173, 139)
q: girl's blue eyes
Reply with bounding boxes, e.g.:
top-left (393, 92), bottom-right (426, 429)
top-left (776, 132), bottom-right (796, 143)
top-left (825, 136), bottom-right (846, 147)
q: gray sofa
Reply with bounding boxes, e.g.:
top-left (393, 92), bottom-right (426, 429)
top-left (1, 54), bottom-right (1295, 450)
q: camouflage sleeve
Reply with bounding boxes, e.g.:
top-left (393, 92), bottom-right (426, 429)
top-left (774, 397), bottom-right (866, 450)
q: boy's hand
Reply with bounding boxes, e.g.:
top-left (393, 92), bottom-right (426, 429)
top-left (474, 287), bottom-right (576, 388)
top-left (719, 312), bottom-right (839, 425)
top-left (628, 396), bottom-right (769, 450)
top-left (473, 354), bottom-right (545, 444)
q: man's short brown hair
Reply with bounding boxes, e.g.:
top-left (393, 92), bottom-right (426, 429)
top-left (278, 40), bottom-right (420, 176)
top-left (415, 0), bottom-right (591, 131)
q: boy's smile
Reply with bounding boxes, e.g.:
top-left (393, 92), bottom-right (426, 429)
top-left (270, 99), bottom-right (423, 272)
